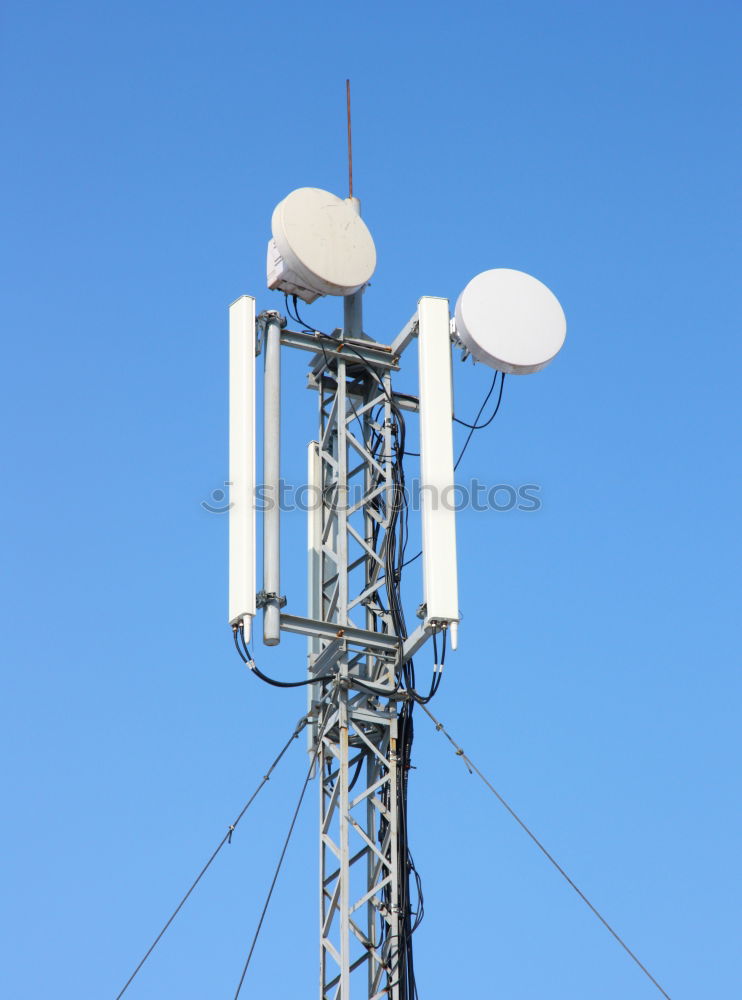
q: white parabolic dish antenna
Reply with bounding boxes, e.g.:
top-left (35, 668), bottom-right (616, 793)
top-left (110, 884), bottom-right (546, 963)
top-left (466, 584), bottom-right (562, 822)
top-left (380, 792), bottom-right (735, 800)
top-left (454, 268), bottom-right (567, 374)
top-left (269, 187), bottom-right (376, 299)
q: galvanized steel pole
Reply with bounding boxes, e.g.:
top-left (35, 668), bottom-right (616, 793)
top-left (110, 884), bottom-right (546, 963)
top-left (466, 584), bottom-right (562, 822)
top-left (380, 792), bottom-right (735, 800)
top-left (343, 197), bottom-right (364, 340)
top-left (262, 311), bottom-right (283, 646)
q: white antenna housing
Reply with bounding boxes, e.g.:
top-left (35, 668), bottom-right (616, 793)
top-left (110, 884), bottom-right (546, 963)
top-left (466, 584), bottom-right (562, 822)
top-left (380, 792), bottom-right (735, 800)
top-left (417, 296), bottom-right (459, 645)
top-left (228, 295), bottom-right (256, 640)
top-left (267, 187), bottom-right (376, 304)
top-left (455, 268), bottom-right (566, 374)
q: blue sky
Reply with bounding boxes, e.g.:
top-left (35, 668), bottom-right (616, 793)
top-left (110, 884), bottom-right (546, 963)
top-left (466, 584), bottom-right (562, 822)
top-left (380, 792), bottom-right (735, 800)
top-left (1, 1), bottom-right (740, 997)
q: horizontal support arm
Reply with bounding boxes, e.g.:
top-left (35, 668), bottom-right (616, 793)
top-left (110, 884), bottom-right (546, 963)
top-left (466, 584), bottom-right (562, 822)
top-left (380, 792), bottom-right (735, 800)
top-left (281, 613), bottom-right (400, 654)
top-left (279, 328), bottom-right (399, 371)
top-left (399, 623), bottom-right (432, 665)
top-left (390, 312), bottom-right (419, 358)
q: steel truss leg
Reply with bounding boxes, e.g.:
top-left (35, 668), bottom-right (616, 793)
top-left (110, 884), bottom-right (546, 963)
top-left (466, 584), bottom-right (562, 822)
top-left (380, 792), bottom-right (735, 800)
top-left (319, 692), bottom-right (400, 1000)
top-left (311, 345), bottom-right (403, 999)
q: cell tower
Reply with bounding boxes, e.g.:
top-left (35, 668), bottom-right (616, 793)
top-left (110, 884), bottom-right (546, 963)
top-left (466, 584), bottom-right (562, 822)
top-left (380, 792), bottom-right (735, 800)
top-left (228, 128), bottom-right (566, 998)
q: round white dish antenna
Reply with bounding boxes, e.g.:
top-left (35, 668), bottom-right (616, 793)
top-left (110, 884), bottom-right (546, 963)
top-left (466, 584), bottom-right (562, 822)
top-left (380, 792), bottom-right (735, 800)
top-left (268, 187), bottom-right (376, 301)
top-left (454, 268), bottom-right (566, 374)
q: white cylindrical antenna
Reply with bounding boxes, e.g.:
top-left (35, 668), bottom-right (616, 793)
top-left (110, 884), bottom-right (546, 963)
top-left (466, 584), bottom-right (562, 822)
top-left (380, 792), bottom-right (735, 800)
top-left (262, 312), bottom-right (283, 645)
top-left (228, 296), bottom-right (257, 641)
top-left (307, 440), bottom-right (322, 757)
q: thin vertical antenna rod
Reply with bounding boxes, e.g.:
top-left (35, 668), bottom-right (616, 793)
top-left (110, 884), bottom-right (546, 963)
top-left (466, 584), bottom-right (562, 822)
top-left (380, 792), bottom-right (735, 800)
top-left (346, 79), bottom-right (353, 198)
top-left (343, 79), bottom-right (364, 338)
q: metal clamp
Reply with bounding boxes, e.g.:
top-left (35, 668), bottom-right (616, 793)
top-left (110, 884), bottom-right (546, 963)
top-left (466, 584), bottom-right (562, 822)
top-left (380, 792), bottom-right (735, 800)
top-left (256, 590), bottom-right (287, 609)
top-left (255, 310), bottom-right (287, 356)
top-left (257, 309), bottom-right (287, 328)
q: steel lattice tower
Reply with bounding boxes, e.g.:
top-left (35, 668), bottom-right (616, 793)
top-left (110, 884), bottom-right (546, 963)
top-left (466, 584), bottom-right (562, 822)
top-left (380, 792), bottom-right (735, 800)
top-left (229, 182), bottom-right (565, 998)
top-left (309, 319), bottom-right (404, 999)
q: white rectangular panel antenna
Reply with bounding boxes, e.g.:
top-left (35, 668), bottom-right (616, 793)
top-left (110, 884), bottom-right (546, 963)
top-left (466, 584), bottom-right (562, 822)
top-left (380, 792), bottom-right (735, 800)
top-left (229, 295), bottom-right (257, 640)
top-left (417, 296), bottom-right (459, 642)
